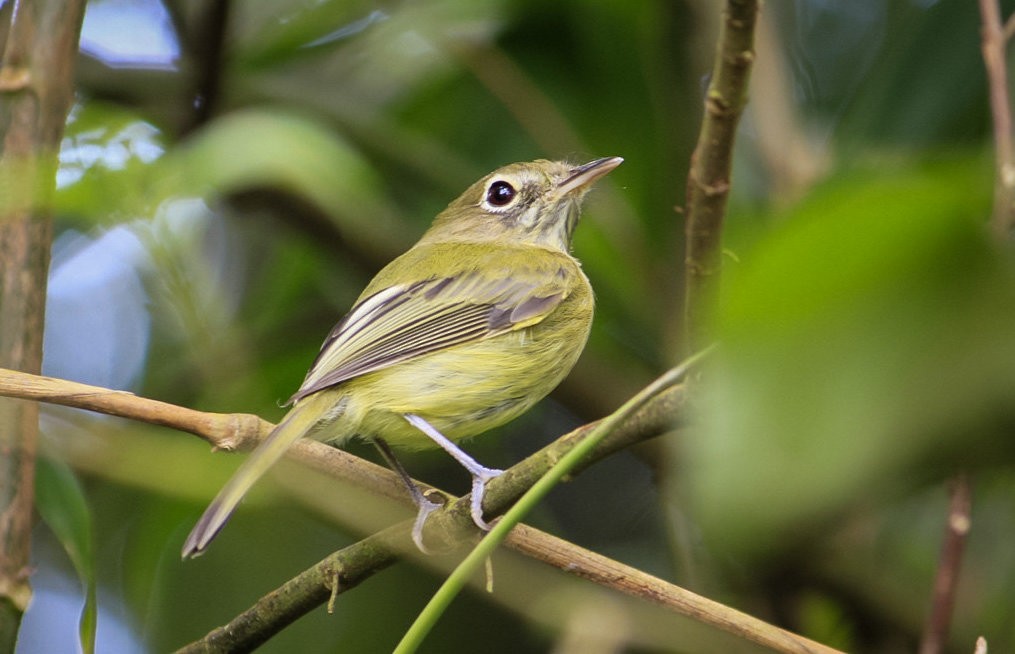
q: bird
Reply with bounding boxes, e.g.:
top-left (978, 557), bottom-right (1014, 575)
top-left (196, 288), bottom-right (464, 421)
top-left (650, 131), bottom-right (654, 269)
top-left (182, 156), bottom-right (622, 557)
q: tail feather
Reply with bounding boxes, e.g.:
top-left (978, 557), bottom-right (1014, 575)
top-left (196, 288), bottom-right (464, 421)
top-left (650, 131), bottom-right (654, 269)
top-left (181, 401), bottom-right (322, 558)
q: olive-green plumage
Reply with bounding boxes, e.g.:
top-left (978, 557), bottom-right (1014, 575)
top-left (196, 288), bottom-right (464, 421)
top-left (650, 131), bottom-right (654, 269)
top-left (182, 157), bottom-right (621, 557)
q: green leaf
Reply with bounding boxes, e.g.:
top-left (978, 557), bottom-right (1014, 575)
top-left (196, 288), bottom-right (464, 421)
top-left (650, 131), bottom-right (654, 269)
top-left (685, 157), bottom-right (1014, 556)
top-left (56, 102), bottom-right (167, 223)
top-left (35, 455), bottom-right (97, 654)
top-left (161, 108), bottom-right (410, 255)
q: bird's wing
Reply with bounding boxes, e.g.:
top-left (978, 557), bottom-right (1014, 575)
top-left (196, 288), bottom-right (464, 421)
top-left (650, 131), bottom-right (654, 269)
top-left (288, 251), bottom-right (574, 403)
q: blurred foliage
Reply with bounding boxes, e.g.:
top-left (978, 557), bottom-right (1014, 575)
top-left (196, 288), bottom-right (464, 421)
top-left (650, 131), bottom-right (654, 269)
top-left (19, 0), bottom-right (1015, 652)
top-left (34, 456), bottom-right (97, 654)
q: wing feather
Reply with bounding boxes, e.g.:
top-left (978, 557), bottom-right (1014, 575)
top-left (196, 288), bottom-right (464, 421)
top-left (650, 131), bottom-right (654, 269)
top-left (288, 249), bottom-right (576, 404)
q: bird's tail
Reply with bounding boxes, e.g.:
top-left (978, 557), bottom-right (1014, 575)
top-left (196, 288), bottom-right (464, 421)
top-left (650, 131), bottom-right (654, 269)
top-left (181, 396), bottom-right (329, 558)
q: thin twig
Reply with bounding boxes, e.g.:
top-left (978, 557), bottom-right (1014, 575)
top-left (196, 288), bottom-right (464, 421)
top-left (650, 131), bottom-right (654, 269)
top-left (918, 474), bottom-right (972, 654)
top-left (682, 0), bottom-right (759, 352)
top-left (1005, 13), bottom-right (1015, 41)
top-left (183, 0), bottom-right (230, 133)
top-left (0, 368), bottom-right (272, 447)
top-left (175, 526), bottom-right (405, 653)
top-left (979, 0), bottom-right (1015, 238)
top-left (751, 12), bottom-right (828, 205)
top-left (0, 367), bottom-right (436, 509)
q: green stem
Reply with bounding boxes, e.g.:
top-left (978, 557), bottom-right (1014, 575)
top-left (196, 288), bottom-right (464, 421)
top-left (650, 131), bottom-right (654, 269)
top-left (393, 346), bottom-right (715, 653)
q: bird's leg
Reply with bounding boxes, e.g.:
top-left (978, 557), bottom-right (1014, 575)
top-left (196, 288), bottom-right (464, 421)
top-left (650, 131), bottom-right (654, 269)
top-left (374, 437), bottom-right (441, 553)
top-left (403, 413), bottom-right (504, 531)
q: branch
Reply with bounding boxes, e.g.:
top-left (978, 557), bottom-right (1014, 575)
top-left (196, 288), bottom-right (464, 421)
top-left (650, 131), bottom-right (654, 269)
top-left (682, 0), bottom-right (759, 352)
top-left (0, 368), bottom-right (418, 508)
top-left (179, 377), bottom-right (841, 654)
top-left (0, 368), bottom-right (272, 447)
top-left (918, 474), bottom-right (972, 654)
top-left (979, 0), bottom-right (1015, 239)
top-left (179, 518), bottom-right (843, 654)
top-left (0, 368), bottom-right (841, 653)
top-left (0, 0), bottom-right (85, 645)
top-left (175, 525), bottom-right (405, 653)
top-left (750, 12), bottom-right (828, 204)
top-left (395, 354), bottom-right (712, 652)
top-left (0, 366), bottom-right (688, 534)
top-left (181, 0), bottom-right (230, 134)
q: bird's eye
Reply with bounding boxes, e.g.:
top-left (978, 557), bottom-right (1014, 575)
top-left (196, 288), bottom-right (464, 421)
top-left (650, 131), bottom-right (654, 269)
top-left (485, 180), bottom-right (516, 207)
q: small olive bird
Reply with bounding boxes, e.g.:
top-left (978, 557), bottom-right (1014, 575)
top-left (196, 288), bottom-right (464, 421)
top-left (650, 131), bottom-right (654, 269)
top-left (182, 156), bottom-right (622, 556)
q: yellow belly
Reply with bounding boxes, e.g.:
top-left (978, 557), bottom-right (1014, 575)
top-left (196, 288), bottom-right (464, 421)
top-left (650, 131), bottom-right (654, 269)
top-left (299, 293), bottom-right (592, 450)
top-left (344, 322), bottom-right (586, 449)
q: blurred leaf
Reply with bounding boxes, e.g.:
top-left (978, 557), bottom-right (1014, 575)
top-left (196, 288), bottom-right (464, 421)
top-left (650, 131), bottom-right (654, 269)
top-left (162, 108), bottom-right (409, 257)
top-left (771, 1), bottom-right (993, 147)
top-left (234, 0), bottom-right (383, 68)
top-left (36, 455), bottom-right (97, 654)
top-left (796, 591), bottom-right (855, 652)
top-left (56, 102), bottom-right (167, 222)
top-left (685, 155), bottom-right (1015, 555)
top-left (234, 0), bottom-right (504, 115)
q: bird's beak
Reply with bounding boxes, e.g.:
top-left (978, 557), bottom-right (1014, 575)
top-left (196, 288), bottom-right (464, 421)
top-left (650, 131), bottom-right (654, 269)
top-left (557, 156), bottom-right (624, 196)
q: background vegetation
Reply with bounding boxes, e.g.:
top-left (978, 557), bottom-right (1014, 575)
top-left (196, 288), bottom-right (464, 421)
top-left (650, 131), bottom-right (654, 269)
top-left (9, 0), bottom-right (1015, 651)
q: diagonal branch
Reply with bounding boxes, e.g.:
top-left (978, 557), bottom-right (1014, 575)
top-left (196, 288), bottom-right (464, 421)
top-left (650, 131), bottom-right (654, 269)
top-left (0, 366), bottom-right (687, 532)
top-left (0, 368), bottom-right (841, 653)
top-left (177, 518), bottom-right (844, 654)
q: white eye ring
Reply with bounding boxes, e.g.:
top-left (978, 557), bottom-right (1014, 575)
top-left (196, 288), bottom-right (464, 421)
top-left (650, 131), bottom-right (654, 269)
top-left (482, 179), bottom-right (518, 212)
